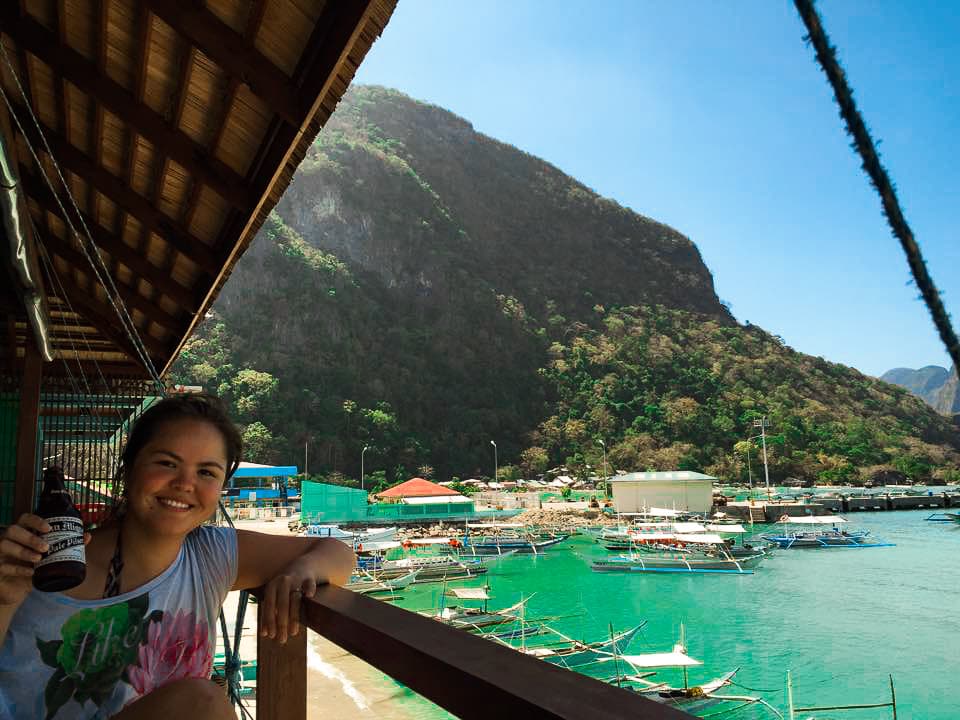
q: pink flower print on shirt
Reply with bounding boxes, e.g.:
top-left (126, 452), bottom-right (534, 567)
top-left (126, 609), bottom-right (213, 695)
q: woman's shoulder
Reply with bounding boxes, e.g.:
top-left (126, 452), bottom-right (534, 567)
top-left (183, 524), bottom-right (238, 590)
top-left (185, 524), bottom-right (237, 554)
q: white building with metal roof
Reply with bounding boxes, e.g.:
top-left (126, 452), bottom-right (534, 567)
top-left (607, 471), bottom-right (716, 514)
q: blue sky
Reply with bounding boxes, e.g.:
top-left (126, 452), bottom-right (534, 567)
top-left (353, 1), bottom-right (959, 378)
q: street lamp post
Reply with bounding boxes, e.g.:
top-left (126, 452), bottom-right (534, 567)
top-left (597, 439), bottom-right (607, 491)
top-left (490, 440), bottom-right (497, 483)
top-left (361, 445), bottom-right (370, 490)
top-left (753, 417), bottom-right (771, 499)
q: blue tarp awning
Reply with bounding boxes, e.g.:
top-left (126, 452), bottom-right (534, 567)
top-left (232, 462), bottom-right (299, 479)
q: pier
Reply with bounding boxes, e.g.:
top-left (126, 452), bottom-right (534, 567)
top-left (723, 492), bottom-right (960, 522)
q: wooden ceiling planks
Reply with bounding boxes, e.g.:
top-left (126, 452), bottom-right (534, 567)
top-left (0, 0), bottom-right (396, 378)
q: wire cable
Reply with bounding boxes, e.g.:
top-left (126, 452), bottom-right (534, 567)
top-left (794, 0), bottom-right (960, 372)
top-left (0, 43), bottom-right (165, 391)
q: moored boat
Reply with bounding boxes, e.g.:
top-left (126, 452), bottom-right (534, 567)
top-left (600, 627), bottom-right (781, 716)
top-left (514, 622), bottom-right (646, 669)
top-left (593, 533), bottom-right (765, 574)
top-left (761, 515), bottom-right (894, 549)
top-left (460, 530), bottom-right (569, 555)
top-left (420, 586), bottom-right (533, 631)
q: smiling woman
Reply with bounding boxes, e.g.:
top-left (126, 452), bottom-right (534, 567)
top-left (0, 394), bottom-right (355, 720)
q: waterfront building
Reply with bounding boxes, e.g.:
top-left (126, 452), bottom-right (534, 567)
top-left (608, 471), bottom-right (716, 514)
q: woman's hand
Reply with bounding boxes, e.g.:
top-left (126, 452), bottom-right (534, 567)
top-left (0, 514), bottom-right (92, 607)
top-left (259, 555), bottom-right (322, 645)
top-left (0, 514), bottom-right (50, 606)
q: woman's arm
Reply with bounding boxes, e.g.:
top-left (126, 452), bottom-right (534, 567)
top-left (233, 530), bottom-right (356, 643)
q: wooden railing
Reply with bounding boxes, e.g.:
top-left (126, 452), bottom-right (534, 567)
top-left (256, 584), bottom-right (696, 720)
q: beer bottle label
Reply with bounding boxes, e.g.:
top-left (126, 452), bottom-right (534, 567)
top-left (37, 516), bottom-right (86, 567)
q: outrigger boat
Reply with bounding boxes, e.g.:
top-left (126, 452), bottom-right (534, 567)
top-left (593, 534), bottom-right (765, 575)
top-left (420, 586), bottom-right (534, 632)
top-left (602, 627), bottom-right (783, 717)
top-left (761, 516), bottom-right (894, 549)
top-left (460, 524), bottom-right (569, 555)
top-left (304, 524), bottom-right (398, 544)
top-left (925, 511), bottom-right (960, 523)
top-left (356, 537), bottom-right (513, 583)
top-left (346, 568), bottom-right (420, 595)
top-left (512, 622), bottom-right (646, 670)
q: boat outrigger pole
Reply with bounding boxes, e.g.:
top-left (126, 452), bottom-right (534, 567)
top-left (787, 671), bottom-right (898, 719)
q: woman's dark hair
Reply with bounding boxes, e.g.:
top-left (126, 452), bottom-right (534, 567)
top-left (115, 393), bottom-right (243, 502)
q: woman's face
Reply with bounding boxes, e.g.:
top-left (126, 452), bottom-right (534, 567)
top-left (124, 418), bottom-right (229, 538)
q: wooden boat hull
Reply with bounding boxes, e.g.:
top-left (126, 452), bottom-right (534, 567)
top-left (761, 531), bottom-right (893, 549)
top-left (462, 535), bottom-right (569, 555)
top-left (591, 555), bottom-right (760, 574)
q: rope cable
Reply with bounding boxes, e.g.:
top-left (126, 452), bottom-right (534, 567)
top-left (34, 225), bottom-right (127, 420)
top-left (0, 43), bottom-right (165, 391)
top-left (34, 231), bottom-right (136, 493)
top-left (793, 0), bottom-right (960, 372)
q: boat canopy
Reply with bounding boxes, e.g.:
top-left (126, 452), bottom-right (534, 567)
top-left (629, 522), bottom-right (674, 530)
top-left (778, 515), bottom-right (848, 524)
top-left (625, 532), bottom-right (677, 541)
top-left (705, 523), bottom-right (747, 534)
top-left (356, 540), bottom-right (403, 552)
top-left (447, 587), bottom-right (491, 600)
top-left (466, 522), bottom-right (525, 528)
top-left (674, 533), bottom-right (726, 544)
top-left (672, 522), bottom-right (708, 534)
top-left (618, 649), bottom-right (702, 668)
top-left (648, 507), bottom-right (683, 517)
top-left (405, 537), bottom-right (455, 545)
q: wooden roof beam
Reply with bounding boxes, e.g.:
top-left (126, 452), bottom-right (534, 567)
top-left (9, 101), bottom-right (219, 271)
top-left (37, 232), bottom-right (182, 333)
top-left (22, 173), bottom-right (197, 308)
top-left (142, 0), bottom-right (302, 127)
top-left (53, 282), bottom-right (167, 361)
top-left (0, 5), bottom-right (254, 211)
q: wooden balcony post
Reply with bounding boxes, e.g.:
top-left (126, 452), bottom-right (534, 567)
top-left (256, 608), bottom-right (307, 720)
top-left (13, 341), bottom-right (42, 518)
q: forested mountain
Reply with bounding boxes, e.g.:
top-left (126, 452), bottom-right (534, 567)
top-left (170, 86), bottom-right (960, 487)
top-left (881, 365), bottom-right (960, 415)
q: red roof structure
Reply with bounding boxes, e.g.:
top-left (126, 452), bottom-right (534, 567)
top-left (375, 478), bottom-right (460, 499)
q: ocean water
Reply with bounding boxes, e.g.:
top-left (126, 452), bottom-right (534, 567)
top-left (372, 512), bottom-right (960, 718)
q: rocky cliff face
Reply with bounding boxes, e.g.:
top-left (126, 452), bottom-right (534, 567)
top-left (881, 365), bottom-right (959, 415)
top-left (271, 85), bottom-right (732, 326)
top-left (934, 367), bottom-right (960, 415)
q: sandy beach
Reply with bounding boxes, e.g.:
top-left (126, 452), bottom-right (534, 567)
top-left (218, 518), bottom-right (435, 719)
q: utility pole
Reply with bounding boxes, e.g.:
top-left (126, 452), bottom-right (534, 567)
top-left (598, 439), bottom-right (607, 492)
top-left (753, 417), bottom-right (771, 499)
top-left (304, 439), bottom-right (309, 477)
top-left (490, 440), bottom-right (498, 483)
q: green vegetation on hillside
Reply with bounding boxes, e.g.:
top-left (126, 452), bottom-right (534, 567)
top-left (169, 86), bottom-right (960, 487)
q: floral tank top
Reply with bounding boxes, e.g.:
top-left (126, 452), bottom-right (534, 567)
top-left (0, 526), bottom-right (237, 719)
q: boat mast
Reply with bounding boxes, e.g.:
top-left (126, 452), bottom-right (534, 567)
top-left (680, 623), bottom-right (688, 691)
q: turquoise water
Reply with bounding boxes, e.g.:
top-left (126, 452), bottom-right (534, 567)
top-left (383, 512), bottom-right (960, 718)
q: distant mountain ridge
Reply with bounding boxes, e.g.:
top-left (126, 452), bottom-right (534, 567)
top-left (881, 365), bottom-right (959, 414)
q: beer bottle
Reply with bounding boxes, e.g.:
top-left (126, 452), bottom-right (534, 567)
top-left (33, 466), bottom-right (87, 592)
